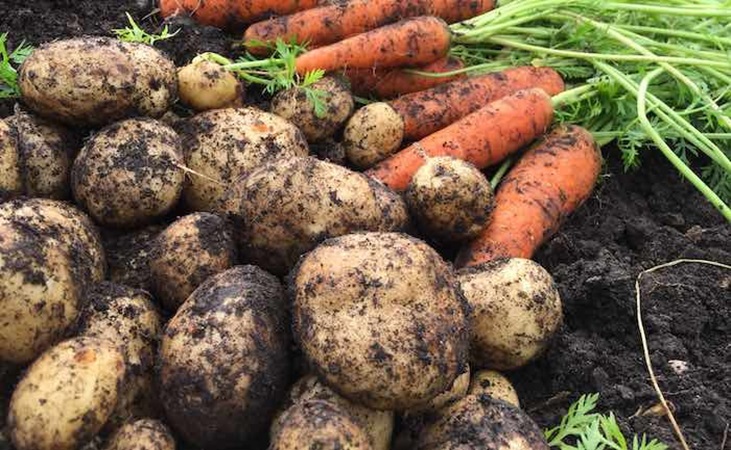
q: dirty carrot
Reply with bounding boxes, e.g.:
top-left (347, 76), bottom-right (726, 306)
top-left (293, 16), bottom-right (452, 75)
top-left (244, 0), bottom-right (494, 55)
top-left (366, 88), bottom-right (555, 191)
top-left (455, 125), bottom-right (602, 267)
top-left (159, 0), bottom-right (319, 29)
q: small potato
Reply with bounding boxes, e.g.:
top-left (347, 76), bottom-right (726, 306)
top-left (271, 76), bottom-right (354, 142)
top-left (8, 337), bottom-right (126, 450)
top-left (160, 266), bottom-right (290, 448)
top-left (271, 399), bottom-right (373, 450)
top-left (72, 118), bottom-right (184, 228)
top-left (458, 258), bottom-right (563, 370)
top-left (406, 157), bottom-right (494, 242)
top-left (292, 232), bottom-right (469, 410)
top-left (0, 221), bottom-right (80, 364)
top-left (179, 107), bottom-right (308, 212)
top-left (468, 370), bottom-right (520, 408)
top-left (413, 365), bottom-right (471, 413)
top-left (19, 37), bottom-right (177, 126)
top-left (343, 102), bottom-right (404, 169)
top-left (103, 419), bottom-right (175, 450)
top-left (150, 212), bottom-right (237, 311)
top-left (102, 224), bottom-right (165, 292)
top-left (272, 375), bottom-right (393, 450)
top-left (0, 119), bottom-right (22, 199)
top-left (416, 394), bottom-right (549, 449)
top-left (178, 59), bottom-right (243, 111)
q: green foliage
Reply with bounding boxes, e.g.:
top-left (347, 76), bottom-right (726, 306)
top-left (113, 12), bottom-right (179, 46)
top-left (545, 394), bottom-right (668, 450)
top-left (0, 33), bottom-right (33, 99)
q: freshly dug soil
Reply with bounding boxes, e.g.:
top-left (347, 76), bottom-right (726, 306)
top-left (1, 2), bottom-right (728, 450)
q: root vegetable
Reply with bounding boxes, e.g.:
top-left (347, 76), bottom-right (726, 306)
top-left (177, 59), bottom-right (243, 111)
top-left (103, 419), bottom-right (175, 450)
top-left (0, 119), bottom-right (21, 199)
top-left (159, 0), bottom-right (320, 29)
top-left (468, 370), bottom-right (520, 407)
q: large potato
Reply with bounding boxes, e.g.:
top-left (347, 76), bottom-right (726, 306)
top-left (159, 265), bottom-right (291, 448)
top-left (0, 221), bottom-right (80, 364)
top-left (102, 224), bottom-right (165, 292)
top-left (103, 419), bottom-right (175, 450)
top-left (458, 258), bottom-right (563, 370)
top-left (221, 157), bottom-right (409, 275)
top-left (292, 232), bottom-right (469, 410)
top-left (0, 119), bottom-right (22, 199)
top-left (178, 107), bottom-right (308, 212)
top-left (150, 212), bottom-right (237, 311)
top-left (8, 337), bottom-right (126, 450)
top-left (72, 118), bottom-right (184, 228)
top-left (19, 37), bottom-right (177, 126)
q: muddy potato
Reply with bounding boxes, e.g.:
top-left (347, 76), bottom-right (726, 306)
top-left (458, 258), bottom-right (563, 370)
top-left (8, 337), bottom-right (126, 450)
top-left (343, 102), bottom-right (404, 169)
top-left (159, 265), bottom-right (290, 448)
top-left (292, 232), bottom-right (469, 410)
top-left (178, 59), bottom-right (243, 111)
top-left (150, 212), bottom-right (237, 311)
top-left (412, 365), bottom-right (470, 413)
top-left (271, 399), bottom-right (373, 450)
top-left (103, 419), bottom-right (175, 450)
top-left (271, 76), bottom-right (354, 142)
top-left (103, 224), bottom-right (165, 292)
top-left (179, 107), bottom-right (308, 212)
top-left (416, 394), bottom-right (549, 449)
top-left (19, 37), bottom-right (176, 126)
top-left (406, 157), bottom-right (494, 242)
top-left (271, 375), bottom-right (393, 450)
top-left (221, 157), bottom-right (409, 275)
top-left (72, 118), bottom-right (184, 228)
top-left (0, 119), bottom-right (22, 199)
top-left (0, 221), bottom-right (80, 364)
top-left (77, 283), bottom-right (163, 426)
top-left (468, 370), bottom-right (520, 407)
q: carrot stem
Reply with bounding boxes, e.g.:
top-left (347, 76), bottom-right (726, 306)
top-left (490, 157), bottom-right (514, 189)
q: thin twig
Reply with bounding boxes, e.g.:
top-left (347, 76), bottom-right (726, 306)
top-left (635, 258), bottom-right (731, 450)
top-left (721, 422), bottom-right (729, 450)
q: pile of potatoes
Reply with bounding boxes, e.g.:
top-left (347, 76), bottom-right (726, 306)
top-left (0, 34), bottom-right (565, 450)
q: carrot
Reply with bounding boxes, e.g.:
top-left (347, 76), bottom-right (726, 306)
top-left (293, 16), bottom-right (452, 75)
top-left (244, 0), bottom-right (494, 55)
top-left (365, 88), bottom-right (554, 191)
top-left (343, 56), bottom-right (466, 98)
top-left (455, 125), bottom-right (602, 267)
top-left (159, 0), bottom-right (319, 29)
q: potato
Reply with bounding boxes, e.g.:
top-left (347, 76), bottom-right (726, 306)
top-left (412, 365), bottom-right (471, 413)
top-left (72, 118), bottom-right (184, 228)
top-left (405, 157), bottom-right (494, 242)
top-left (102, 224), bottom-right (165, 292)
top-left (103, 419), bottom-right (175, 450)
top-left (19, 37), bottom-right (177, 126)
top-left (272, 375), bottom-right (393, 450)
top-left (0, 198), bottom-right (106, 288)
top-left (178, 59), bottom-right (243, 111)
top-left (8, 337), bottom-right (126, 450)
top-left (416, 394), bottom-right (549, 449)
top-left (0, 221), bottom-right (80, 364)
top-left (468, 370), bottom-right (520, 408)
top-left (77, 282), bottom-right (163, 426)
top-left (292, 232), bottom-right (469, 410)
top-left (221, 157), bottom-right (409, 275)
top-left (150, 212), bottom-right (237, 311)
top-left (271, 399), bottom-right (373, 450)
top-left (0, 119), bottom-right (22, 199)
top-left (343, 102), bottom-right (403, 169)
top-left (271, 76), bottom-right (354, 142)
top-left (159, 265), bottom-right (290, 448)
top-left (458, 258), bottom-right (563, 370)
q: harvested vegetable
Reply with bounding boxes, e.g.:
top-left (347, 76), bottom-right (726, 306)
top-left (0, 119), bottom-right (21, 198)
top-left (366, 88), bottom-right (554, 191)
top-left (159, 0), bottom-right (319, 29)
top-left (177, 58), bottom-right (244, 111)
top-left (103, 419), bottom-right (175, 450)
top-left (468, 370), bottom-right (520, 407)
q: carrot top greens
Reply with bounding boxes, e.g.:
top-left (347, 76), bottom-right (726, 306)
top-left (0, 33), bottom-right (33, 99)
top-left (113, 12), bottom-right (179, 46)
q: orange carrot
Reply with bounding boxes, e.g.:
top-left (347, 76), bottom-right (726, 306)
top-left (455, 125), bottom-right (602, 267)
top-left (365, 88), bottom-right (554, 191)
top-left (244, 0), bottom-right (494, 55)
top-left (344, 56), bottom-right (466, 98)
top-left (159, 0), bottom-right (319, 29)
top-left (294, 16), bottom-right (452, 74)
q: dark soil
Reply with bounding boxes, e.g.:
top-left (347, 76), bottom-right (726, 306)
top-left (1, 2), bottom-right (728, 450)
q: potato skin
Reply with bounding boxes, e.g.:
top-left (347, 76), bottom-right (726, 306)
top-left (0, 221), bottom-right (80, 364)
top-left (343, 102), bottom-right (404, 169)
top-left (72, 118), bottom-right (184, 228)
top-left (19, 37), bottom-right (176, 126)
top-left (0, 119), bottom-right (22, 199)
top-left (271, 399), bottom-right (373, 450)
top-left (150, 212), bottom-right (237, 311)
top-left (102, 224), bottom-right (165, 292)
top-left (8, 337), bottom-right (126, 450)
top-left (468, 370), bottom-right (520, 408)
top-left (458, 258), bottom-right (563, 370)
top-left (159, 265), bottom-right (291, 449)
top-left (178, 59), bottom-right (243, 111)
top-left (222, 156), bottom-right (409, 275)
top-left (103, 419), bottom-right (175, 450)
top-left (178, 107), bottom-right (309, 212)
top-left (292, 232), bottom-right (469, 410)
